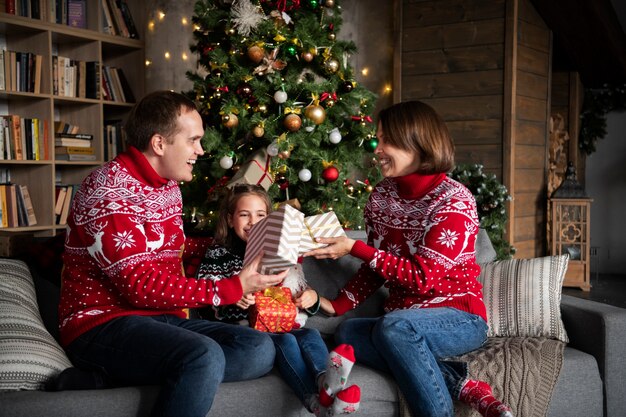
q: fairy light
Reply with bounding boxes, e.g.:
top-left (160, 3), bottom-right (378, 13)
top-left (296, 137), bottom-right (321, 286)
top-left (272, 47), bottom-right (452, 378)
top-left (361, 67), bottom-right (369, 76)
top-left (164, 51), bottom-right (171, 60)
top-left (182, 52), bottom-right (189, 61)
top-left (148, 21), bottom-right (155, 31)
top-left (193, 24), bottom-right (201, 31)
top-left (384, 84), bottom-right (392, 94)
top-left (181, 17), bottom-right (188, 25)
top-left (158, 11), bottom-right (165, 20)
top-left (145, 60), bottom-right (152, 66)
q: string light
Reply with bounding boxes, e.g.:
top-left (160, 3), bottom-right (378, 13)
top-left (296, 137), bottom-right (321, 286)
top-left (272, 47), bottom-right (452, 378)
top-left (158, 11), bottom-right (165, 20)
top-left (361, 67), bottom-right (369, 76)
top-left (145, 60), bottom-right (152, 66)
top-left (384, 84), bottom-right (392, 94)
top-left (148, 21), bottom-right (155, 31)
top-left (181, 17), bottom-right (188, 25)
top-left (164, 51), bottom-right (171, 59)
top-left (182, 52), bottom-right (189, 61)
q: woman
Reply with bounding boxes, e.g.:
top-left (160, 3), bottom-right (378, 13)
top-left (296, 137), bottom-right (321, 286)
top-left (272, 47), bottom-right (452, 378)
top-left (307, 101), bottom-right (513, 417)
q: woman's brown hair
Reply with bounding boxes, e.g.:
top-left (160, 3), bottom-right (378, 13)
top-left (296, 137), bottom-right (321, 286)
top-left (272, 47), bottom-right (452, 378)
top-left (377, 101), bottom-right (455, 174)
top-left (213, 184), bottom-right (272, 248)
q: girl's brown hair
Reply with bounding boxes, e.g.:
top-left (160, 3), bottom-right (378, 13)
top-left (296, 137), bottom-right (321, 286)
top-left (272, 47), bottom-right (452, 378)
top-left (213, 184), bottom-right (272, 248)
top-left (378, 101), bottom-right (455, 174)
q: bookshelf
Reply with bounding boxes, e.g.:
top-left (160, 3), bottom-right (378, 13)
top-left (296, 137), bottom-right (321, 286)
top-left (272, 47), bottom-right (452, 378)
top-left (0, 0), bottom-right (144, 237)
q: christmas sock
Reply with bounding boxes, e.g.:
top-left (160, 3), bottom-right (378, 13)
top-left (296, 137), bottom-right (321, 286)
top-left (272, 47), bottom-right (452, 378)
top-left (459, 379), bottom-right (514, 417)
top-left (318, 344), bottom-right (356, 407)
top-left (328, 385), bottom-right (361, 416)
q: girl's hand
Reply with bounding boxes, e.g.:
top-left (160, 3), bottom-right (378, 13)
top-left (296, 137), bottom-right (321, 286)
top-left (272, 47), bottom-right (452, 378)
top-left (302, 236), bottom-right (356, 260)
top-left (319, 296), bottom-right (336, 316)
top-left (235, 293), bottom-right (256, 309)
top-left (294, 288), bottom-right (318, 310)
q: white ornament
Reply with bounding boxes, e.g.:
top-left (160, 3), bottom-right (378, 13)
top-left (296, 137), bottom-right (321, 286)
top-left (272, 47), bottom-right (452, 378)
top-left (219, 155), bottom-right (234, 169)
top-left (305, 126), bottom-right (315, 132)
top-left (274, 90), bottom-right (288, 103)
top-left (267, 141), bottom-right (279, 156)
top-left (329, 128), bottom-right (342, 144)
top-left (298, 168), bottom-right (312, 182)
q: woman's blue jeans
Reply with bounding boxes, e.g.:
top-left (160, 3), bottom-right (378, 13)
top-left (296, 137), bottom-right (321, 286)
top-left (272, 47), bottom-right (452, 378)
top-left (335, 308), bottom-right (488, 417)
top-left (269, 328), bottom-right (329, 407)
top-left (65, 315), bottom-right (276, 417)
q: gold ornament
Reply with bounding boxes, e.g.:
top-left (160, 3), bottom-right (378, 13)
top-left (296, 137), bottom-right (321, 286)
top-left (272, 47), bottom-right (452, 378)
top-left (284, 113), bottom-right (302, 132)
top-left (325, 0), bottom-right (335, 7)
top-left (366, 184), bottom-right (374, 193)
top-left (256, 104), bottom-right (268, 113)
top-left (327, 32), bottom-right (336, 41)
top-left (304, 104), bottom-right (326, 125)
top-left (247, 45), bottom-right (265, 64)
top-left (222, 113), bottom-right (239, 128)
top-left (278, 150), bottom-right (291, 159)
top-left (252, 125), bottom-right (265, 137)
top-left (277, 164), bottom-right (288, 174)
top-left (301, 51), bottom-right (314, 62)
top-left (324, 58), bottom-right (339, 73)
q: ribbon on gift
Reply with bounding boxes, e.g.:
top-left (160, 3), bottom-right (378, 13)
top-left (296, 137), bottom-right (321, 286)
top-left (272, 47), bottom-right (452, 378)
top-left (248, 152), bottom-right (273, 187)
top-left (263, 286), bottom-right (291, 304)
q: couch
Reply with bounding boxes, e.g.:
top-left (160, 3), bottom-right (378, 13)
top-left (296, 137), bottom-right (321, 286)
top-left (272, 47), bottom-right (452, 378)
top-left (1, 230), bottom-right (625, 417)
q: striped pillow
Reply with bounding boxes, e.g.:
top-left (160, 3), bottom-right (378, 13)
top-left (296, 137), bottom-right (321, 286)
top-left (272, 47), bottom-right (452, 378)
top-left (0, 259), bottom-right (72, 391)
top-left (478, 255), bottom-right (569, 343)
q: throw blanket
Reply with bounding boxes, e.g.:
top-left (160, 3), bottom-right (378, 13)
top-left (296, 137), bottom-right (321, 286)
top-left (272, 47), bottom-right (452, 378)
top-left (398, 337), bottom-right (565, 417)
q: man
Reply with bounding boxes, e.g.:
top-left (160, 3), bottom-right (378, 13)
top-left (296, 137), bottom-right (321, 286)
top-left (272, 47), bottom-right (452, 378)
top-left (58, 91), bottom-right (287, 417)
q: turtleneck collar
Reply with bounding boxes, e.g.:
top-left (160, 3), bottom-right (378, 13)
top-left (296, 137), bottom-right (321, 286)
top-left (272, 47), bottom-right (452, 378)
top-left (115, 146), bottom-right (169, 188)
top-left (392, 172), bottom-right (447, 199)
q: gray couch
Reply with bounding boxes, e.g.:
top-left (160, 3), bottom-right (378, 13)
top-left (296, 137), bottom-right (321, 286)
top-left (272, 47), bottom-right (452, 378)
top-left (1, 231), bottom-right (625, 417)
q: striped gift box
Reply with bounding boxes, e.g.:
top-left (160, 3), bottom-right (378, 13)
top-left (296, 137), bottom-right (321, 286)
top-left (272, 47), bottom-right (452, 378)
top-left (243, 204), bottom-right (304, 274)
top-left (298, 211), bottom-right (346, 254)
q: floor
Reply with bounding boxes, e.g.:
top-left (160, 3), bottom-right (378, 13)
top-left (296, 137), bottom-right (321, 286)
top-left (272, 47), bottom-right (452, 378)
top-left (562, 274), bottom-right (626, 309)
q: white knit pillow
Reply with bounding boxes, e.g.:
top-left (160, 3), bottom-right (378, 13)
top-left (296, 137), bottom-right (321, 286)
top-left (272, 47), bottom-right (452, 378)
top-left (0, 259), bottom-right (72, 391)
top-left (478, 255), bottom-right (569, 343)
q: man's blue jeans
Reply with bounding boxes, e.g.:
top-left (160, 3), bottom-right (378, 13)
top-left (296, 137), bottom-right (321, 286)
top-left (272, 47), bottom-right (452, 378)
top-left (65, 315), bottom-right (276, 417)
top-left (270, 328), bottom-right (328, 407)
top-left (336, 308), bottom-right (488, 417)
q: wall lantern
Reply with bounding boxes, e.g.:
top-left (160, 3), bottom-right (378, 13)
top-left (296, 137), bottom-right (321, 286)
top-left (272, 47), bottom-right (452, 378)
top-left (550, 162), bottom-right (592, 291)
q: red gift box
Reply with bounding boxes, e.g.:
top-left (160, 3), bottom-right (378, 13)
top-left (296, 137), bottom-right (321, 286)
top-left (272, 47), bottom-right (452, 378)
top-left (249, 287), bottom-right (297, 333)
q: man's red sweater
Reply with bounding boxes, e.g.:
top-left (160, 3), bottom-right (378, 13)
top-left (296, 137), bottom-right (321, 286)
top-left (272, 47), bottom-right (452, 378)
top-left (59, 147), bottom-right (243, 347)
top-left (331, 172), bottom-right (487, 321)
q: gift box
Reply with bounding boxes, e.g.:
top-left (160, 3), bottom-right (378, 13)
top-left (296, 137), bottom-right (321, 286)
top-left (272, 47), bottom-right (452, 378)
top-left (249, 287), bottom-right (297, 333)
top-left (227, 149), bottom-right (273, 190)
top-left (298, 211), bottom-right (347, 254)
top-left (243, 204), bottom-right (304, 274)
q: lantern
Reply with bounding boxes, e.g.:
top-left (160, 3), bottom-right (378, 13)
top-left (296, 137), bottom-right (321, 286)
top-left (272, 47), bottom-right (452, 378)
top-left (550, 162), bottom-right (592, 291)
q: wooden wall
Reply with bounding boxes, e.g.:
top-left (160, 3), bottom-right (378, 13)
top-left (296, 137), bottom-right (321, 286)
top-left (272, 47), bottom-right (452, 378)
top-left (397, 0), bottom-right (552, 258)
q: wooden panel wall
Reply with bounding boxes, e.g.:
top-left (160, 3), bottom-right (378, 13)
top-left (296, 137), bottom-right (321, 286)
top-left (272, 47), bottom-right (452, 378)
top-left (398, 0), bottom-right (552, 258)
top-left (510, 0), bottom-right (552, 258)
top-left (399, 0), bottom-right (507, 175)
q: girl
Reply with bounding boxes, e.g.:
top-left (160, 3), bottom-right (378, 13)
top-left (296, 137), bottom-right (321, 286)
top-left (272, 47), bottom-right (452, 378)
top-left (306, 101), bottom-right (514, 417)
top-left (196, 183), bottom-right (361, 417)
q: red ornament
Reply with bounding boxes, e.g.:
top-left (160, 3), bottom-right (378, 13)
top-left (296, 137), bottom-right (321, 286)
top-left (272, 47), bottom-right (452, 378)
top-left (322, 166), bottom-right (339, 182)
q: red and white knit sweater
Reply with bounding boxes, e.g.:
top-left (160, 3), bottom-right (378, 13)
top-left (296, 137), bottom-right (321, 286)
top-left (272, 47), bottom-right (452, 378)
top-left (59, 147), bottom-right (244, 347)
top-left (330, 172), bottom-right (487, 321)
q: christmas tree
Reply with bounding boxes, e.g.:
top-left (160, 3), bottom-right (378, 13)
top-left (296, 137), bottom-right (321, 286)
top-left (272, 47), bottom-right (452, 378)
top-left (182, 0), bottom-right (380, 233)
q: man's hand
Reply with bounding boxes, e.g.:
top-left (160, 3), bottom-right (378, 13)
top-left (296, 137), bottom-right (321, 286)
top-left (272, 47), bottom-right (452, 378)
top-left (238, 252), bottom-right (289, 294)
top-left (302, 236), bottom-right (356, 260)
top-left (235, 293), bottom-right (256, 309)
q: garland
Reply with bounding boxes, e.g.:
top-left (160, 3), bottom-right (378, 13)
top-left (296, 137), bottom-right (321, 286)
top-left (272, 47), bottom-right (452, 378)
top-left (579, 84), bottom-right (626, 155)
top-left (449, 164), bottom-right (514, 260)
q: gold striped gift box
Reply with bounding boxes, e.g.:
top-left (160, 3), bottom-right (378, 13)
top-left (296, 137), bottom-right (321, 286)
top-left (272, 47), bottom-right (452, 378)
top-left (298, 211), bottom-right (346, 254)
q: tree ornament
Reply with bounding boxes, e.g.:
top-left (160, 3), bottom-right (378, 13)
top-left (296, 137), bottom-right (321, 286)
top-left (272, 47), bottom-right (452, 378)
top-left (301, 51), bottom-right (314, 62)
top-left (322, 165), bottom-right (339, 182)
top-left (327, 32), bottom-right (336, 41)
top-left (298, 168), bottom-right (312, 182)
top-left (219, 155), bottom-right (234, 169)
top-left (231, 0), bottom-right (266, 36)
top-left (341, 80), bottom-right (354, 92)
top-left (267, 141), bottom-right (280, 156)
top-left (284, 113), bottom-right (302, 131)
top-left (286, 45), bottom-right (298, 57)
top-left (345, 184), bottom-right (354, 195)
top-left (237, 82), bottom-right (253, 97)
top-left (324, 58), bottom-right (339, 73)
top-left (328, 128), bottom-right (342, 144)
top-left (256, 103), bottom-right (268, 113)
top-left (364, 137), bottom-right (378, 152)
top-left (365, 184), bottom-right (374, 193)
top-left (307, 0), bottom-right (319, 9)
top-left (222, 113), bottom-right (239, 128)
top-left (304, 104), bottom-right (326, 125)
top-left (278, 149), bottom-right (291, 159)
top-left (275, 174), bottom-right (288, 185)
top-left (274, 90), bottom-right (288, 103)
top-left (247, 45), bottom-right (265, 63)
top-left (252, 125), bottom-right (265, 137)
top-left (324, 0), bottom-right (335, 7)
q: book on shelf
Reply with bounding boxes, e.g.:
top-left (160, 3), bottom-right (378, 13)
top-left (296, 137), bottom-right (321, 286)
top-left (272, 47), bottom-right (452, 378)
top-left (58, 185), bottom-right (73, 225)
top-left (4, 184), bottom-right (19, 228)
top-left (0, 185), bottom-right (8, 228)
top-left (55, 145), bottom-right (95, 155)
top-left (54, 121), bottom-right (81, 135)
top-left (106, 0), bottom-right (129, 38)
top-left (54, 185), bottom-right (67, 218)
top-left (55, 153), bottom-right (97, 161)
top-left (0, 50), bottom-right (5, 91)
top-left (18, 184), bottom-right (37, 226)
top-left (14, 184), bottom-right (28, 227)
top-left (68, 0), bottom-right (87, 29)
top-left (117, 0), bottom-right (139, 39)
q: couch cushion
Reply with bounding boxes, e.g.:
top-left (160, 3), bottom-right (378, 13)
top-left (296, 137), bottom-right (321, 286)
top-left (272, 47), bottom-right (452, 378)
top-left (0, 259), bottom-right (72, 391)
top-left (478, 255), bottom-right (569, 342)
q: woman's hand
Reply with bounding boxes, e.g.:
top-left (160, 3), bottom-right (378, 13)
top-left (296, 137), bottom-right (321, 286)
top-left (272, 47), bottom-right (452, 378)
top-left (235, 293), bottom-right (256, 309)
top-left (294, 288), bottom-right (318, 310)
top-left (238, 252), bottom-right (289, 294)
top-left (302, 236), bottom-right (356, 260)
top-left (319, 296), bottom-right (336, 316)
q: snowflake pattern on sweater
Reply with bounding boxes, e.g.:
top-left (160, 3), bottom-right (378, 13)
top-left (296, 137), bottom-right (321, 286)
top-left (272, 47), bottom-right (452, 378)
top-left (330, 173), bottom-right (486, 321)
top-left (58, 147), bottom-right (243, 347)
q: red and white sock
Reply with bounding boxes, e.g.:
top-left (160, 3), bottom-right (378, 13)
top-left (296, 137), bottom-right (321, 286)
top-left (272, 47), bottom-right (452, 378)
top-left (329, 385), bottom-right (361, 416)
top-left (318, 344), bottom-right (356, 408)
top-left (459, 379), bottom-right (514, 417)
